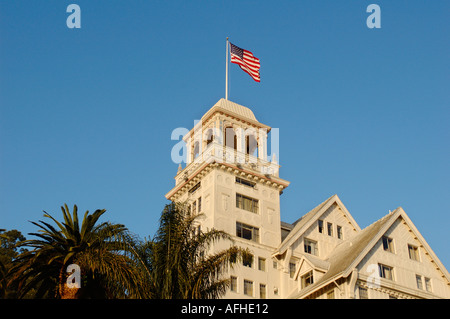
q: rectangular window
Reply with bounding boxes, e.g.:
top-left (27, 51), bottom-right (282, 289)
top-left (408, 245), bottom-right (419, 261)
top-left (259, 284), bottom-right (266, 299)
top-left (382, 236), bottom-right (394, 253)
top-left (337, 225), bottom-right (343, 239)
top-left (304, 238), bottom-right (318, 256)
top-left (425, 277), bottom-right (432, 292)
top-left (318, 220), bottom-right (324, 233)
top-left (230, 276), bottom-right (238, 292)
top-left (416, 275), bottom-right (423, 290)
top-left (301, 271), bottom-right (314, 289)
top-left (236, 177), bottom-right (255, 188)
top-left (289, 262), bottom-right (296, 279)
top-left (327, 222), bottom-right (333, 236)
top-left (273, 261), bottom-right (278, 269)
top-left (244, 280), bottom-right (253, 297)
top-left (378, 264), bottom-right (394, 280)
top-left (258, 257), bottom-right (266, 271)
top-left (236, 193), bottom-right (259, 214)
top-left (243, 254), bottom-right (253, 268)
top-left (236, 222), bottom-right (259, 243)
top-left (198, 197), bottom-right (202, 212)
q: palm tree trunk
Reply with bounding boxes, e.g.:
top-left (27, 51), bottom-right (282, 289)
top-left (59, 265), bottom-right (79, 299)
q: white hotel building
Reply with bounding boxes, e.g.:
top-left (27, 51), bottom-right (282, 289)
top-left (165, 98), bottom-right (450, 299)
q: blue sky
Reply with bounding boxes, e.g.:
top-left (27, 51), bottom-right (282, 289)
top-left (1, 1), bottom-right (449, 268)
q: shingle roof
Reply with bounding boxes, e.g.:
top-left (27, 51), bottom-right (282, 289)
top-left (290, 208), bottom-right (399, 298)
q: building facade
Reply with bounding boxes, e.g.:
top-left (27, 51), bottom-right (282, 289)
top-left (165, 98), bottom-right (450, 299)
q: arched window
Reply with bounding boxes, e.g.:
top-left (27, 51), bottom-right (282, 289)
top-left (206, 129), bottom-right (214, 146)
top-left (246, 134), bottom-right (258, 157)
top-left (193, 141), bottom-right (200, 159)
top-left (225, 126), bottom-right (237, 150)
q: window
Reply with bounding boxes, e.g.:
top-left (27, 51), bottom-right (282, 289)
top-left (382, 236), bottom-right (394, 253)
top-left (289, 262), bottom-right (296, 279)
top-left (197, 197), bottom-right (202, 212)
top-left (258, 257), bottom-right (266, 271)
top-left (359, 286), bottom-right (368, 299)
top-left (378, 264), bottom-right (394, 280)
top-left (327, 222), bottom-right (333, 236)
top-left (425, 277), bottom-right (432, 292)
top-left (192, 201), bottom-right (197, 215)
top-left (259, 284), bottom-right (266, 299)
top-left (337, 225), bottom-right (343, 239)
top-left (244, 280), bottom-right (253, 297)
top-left (206, 129), bottom-right (214, 146)
top-left (236, 177), bottom-right (255, 188)
top-left (408, 244), bottom-right (419, 261)
top-left (243, 254), bottom-right (253, 268)
top-left (236, 193), bottom-right (259, 214)
top-left (273, 261), bottom-right (278, 269)
top-left (416, 275), bottom-right (423, 290)
top-left (193, 141), bottom-right (200, 159)
top-left (236, 222), bottom-right (259, 243)
top-left (304, 238), bottom-right (318, 256)
top-left (301, 271), bottom-right (314, 289)
top-left (245, 134), bottom-right (258, 156)
top-left (230, 276), bottom-right (238, 292)
top-left (318, 220), bottom-right (324, 233)
top-left (225, 127), bottom-right (237, 150)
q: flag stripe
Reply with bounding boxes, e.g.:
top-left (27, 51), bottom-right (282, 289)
top-left (230, 58), bottom-right (260, 81)
top-left (229, 42), bottom-right (260, 82)
top-left (230, 57), bottom-right (260, 81)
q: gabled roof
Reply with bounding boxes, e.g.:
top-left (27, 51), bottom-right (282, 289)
top-left (291, 207), bottom-right (450, 299)
top-left (275, 194), bottom-right (360, 256)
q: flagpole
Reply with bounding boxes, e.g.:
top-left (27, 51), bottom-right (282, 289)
top-left (225, 37), bottom-right (229, 100)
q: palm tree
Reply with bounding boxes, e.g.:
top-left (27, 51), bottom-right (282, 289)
top-left (139, 202), bottom-right (249, 299)
top-left (9, 204), bottom-right (144, 298)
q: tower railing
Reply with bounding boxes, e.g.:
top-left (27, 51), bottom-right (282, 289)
top-left (175, 142), bottom-right (279, 186)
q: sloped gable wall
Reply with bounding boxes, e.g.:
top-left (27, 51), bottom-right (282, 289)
top-left (291, 203), bottom-right (359, 259)
top-left (356, 216), bottom-right (449, 298)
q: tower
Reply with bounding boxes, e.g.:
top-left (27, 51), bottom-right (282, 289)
top-left (165, 98), bottom-right (290, 298)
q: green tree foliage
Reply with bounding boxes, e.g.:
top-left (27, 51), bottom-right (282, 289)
top-left (6, 202), bottom-right (248, 299)
top-left (0, 229), bottom-right (27, 298)
top-left (9, 204), bottom-right (144, 298)
top-left (136, 202), bottom-right (249, 299)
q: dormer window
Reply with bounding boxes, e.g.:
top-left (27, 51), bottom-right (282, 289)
top-left (301, 271), bottom-right (314, 289)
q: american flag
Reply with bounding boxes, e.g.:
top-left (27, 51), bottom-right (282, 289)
top-left (230, 42), bottom-right (260, 82)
